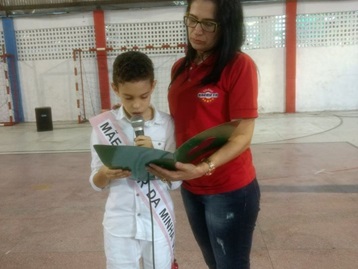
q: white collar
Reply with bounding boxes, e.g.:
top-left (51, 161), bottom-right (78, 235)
top-left (114, 105), bottom-right (165, 126)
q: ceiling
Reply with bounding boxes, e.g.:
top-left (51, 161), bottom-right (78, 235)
top-left (0, 0), bottom-right (287, 17)
top-left (0, 0), bottom-right (337, 17)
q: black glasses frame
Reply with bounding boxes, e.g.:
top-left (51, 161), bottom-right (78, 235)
top-left (183, 15), bottom-right (220, 33)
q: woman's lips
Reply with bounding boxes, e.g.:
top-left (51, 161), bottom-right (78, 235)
top-left (191, 38), bottom-right (204, 45)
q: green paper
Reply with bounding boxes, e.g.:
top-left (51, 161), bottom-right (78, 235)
top-left (94, 121), bottom-right (238, 181)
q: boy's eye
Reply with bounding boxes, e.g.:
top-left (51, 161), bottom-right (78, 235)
top-left (124, 95), bottom-right (148, 100)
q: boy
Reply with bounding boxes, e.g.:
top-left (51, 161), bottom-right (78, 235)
top-left (89, 51), bottom-right (180, 269)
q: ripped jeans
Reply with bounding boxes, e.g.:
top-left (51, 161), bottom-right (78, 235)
top-left (181, 179), bottom-right (260, 269)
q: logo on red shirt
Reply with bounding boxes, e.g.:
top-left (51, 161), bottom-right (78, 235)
top-left (197, 89), bottom-right (219, 103)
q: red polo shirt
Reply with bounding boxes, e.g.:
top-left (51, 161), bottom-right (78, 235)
top-left (168, 52), bottom-right (258, 195)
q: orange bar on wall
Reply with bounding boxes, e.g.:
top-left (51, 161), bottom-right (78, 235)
top-left (285, 0), bottom-right (297, 113)
top-left (93, 9), bottom-right (110, 110)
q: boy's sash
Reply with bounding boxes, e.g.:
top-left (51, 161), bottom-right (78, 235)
top-left (90, 111), bottom-right (175, 261)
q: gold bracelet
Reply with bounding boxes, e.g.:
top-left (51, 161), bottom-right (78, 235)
top-left (202, 158), bottom-right (216, 176)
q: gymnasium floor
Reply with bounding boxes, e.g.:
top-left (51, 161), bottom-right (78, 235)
top-left (0, 111), bottom-right (357, 269)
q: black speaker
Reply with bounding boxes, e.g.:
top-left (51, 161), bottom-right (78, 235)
top-left (35, 107), bottom-right (53, 132)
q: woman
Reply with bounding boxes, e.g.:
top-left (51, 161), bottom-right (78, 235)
top-left (148, 0), bottom-right (260, 268)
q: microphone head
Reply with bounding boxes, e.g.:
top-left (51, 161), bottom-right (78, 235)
top-left (130, 115), bottom-right (145, 137)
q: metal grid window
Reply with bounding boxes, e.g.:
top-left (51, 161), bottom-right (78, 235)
top-left (16, 26), bottom-right (95, 61)
top-left (0, 10), bottom-right (355, 61)
top-left (106, 20), bottom-right (187, 54)
top-left (297, 11), bottom-right (358, 47)
top-left (244, 15), bottom-right (286, 50)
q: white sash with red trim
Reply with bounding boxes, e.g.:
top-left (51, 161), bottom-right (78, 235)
top-left (90, 111), bottom-right (176, 261)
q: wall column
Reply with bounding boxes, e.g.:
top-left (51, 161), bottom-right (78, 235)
top-left (2, 17), bottom-right (24, 122)
top-left (285, 0), bottom-right (297, 113)
top-left (93, 9), bottom-right (111, 111)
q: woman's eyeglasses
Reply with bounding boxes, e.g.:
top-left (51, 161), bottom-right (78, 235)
top-left (184, 15), bottom-right (219, 33)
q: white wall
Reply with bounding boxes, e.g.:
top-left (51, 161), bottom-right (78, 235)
top-left (245, 0), bottom-right (358, 113)
top-left (296, 46), bottom-right (358, 111)
top-left (297, 0), bottom-right (358, 14)
top-left (105, 6), bottom-right (186, 23)
top-left (295, 0), bottom-right (358, 112)
top-left (14, 12), bottom-right (94, 122)
top-left (247, 48), bottom-right (286, 113)
top-left (19, 59), bottom-right (79, 121)
top-left (5, 1), bottom-right (358, 121)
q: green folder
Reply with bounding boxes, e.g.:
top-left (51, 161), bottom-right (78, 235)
top-left (93, 120), bottom-right (238, 181)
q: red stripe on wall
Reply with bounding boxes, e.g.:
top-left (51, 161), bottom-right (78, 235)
top-left (285, 0), bottom-right (297, 113)
top-left (93, 10), bottom-right (111, 110)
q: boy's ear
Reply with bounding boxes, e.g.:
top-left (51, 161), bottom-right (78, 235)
top-left (152, 80), bottom-right (157, 90)
top-left (111, 83), bottom-right (119, 93)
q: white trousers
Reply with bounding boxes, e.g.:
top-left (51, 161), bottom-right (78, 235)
top-left (104, 229), bottom-right (172, 269)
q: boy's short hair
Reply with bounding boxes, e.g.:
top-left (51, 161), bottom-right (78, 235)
top-left (112, 51), bottom-right (154, 85)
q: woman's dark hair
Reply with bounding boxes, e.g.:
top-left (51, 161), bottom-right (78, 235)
top-left (172, 0), bottom-right (245, 86)
top-left (112, 51), bottom-right (154, 85)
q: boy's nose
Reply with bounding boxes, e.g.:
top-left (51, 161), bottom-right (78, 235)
top-left (132, 101), bottom-right (141, 109)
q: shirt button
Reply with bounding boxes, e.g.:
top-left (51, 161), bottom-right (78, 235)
top-left (137, 213), bottom-right (141, 216)
top-left (136, 193), bottom-right (139, 196)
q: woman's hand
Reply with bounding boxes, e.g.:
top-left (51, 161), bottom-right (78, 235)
top-left (147, 118), bottom-right (256, 183)
top-left (147, 161), bottom-right (208, 182)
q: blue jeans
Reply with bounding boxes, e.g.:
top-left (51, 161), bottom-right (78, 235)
top-left (181, 179), bottom-right (261, 269)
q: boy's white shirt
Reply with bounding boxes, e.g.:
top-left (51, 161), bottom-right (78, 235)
top-left (89, 105), bottom-right (181, 240)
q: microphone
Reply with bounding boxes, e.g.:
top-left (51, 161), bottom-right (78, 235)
top-left (130, 115), bottom-right (145, 137)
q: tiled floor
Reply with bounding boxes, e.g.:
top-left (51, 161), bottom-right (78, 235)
top-left (0, 111), bottom-right (357, 269)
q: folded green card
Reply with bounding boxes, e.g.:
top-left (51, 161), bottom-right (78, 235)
top-left (94, 120), bottom-right (238, 181)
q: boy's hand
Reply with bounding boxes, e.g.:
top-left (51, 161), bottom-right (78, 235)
top-left (102, 166), bottom-right (131, 180)
top-left (93, 166), bottom-right (131, 189)
top-left (98, 165), bottom-right (131, 181)
top-left (134, 135), bottom-right (153, 148)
